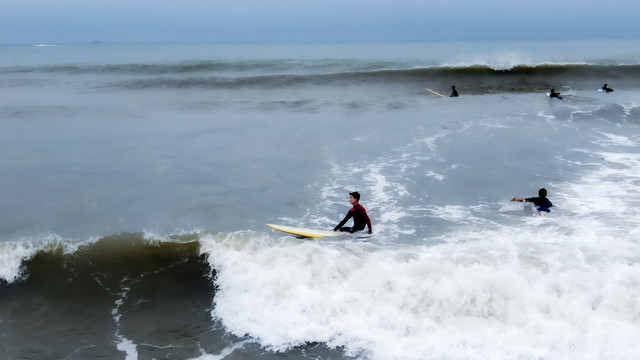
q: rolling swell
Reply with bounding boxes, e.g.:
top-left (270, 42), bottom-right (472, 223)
top-left (0, 59), bottom-right (640, 94)
top-left (0, 233), bottom-right (217, 359)
top-left (4, 61), bottom-right (640, 93)
top-left (101, 63), bottom-right (640, 94)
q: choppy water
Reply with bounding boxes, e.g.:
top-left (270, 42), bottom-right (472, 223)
top-left (1, 40), bottom-right (640, 359)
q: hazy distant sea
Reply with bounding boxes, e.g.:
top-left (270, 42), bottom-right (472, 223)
top-left (1, 40), bottom-right (640, 359)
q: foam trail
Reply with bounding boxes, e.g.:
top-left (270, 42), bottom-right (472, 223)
top-left (112, 282), bottom-right (139, 360)
top-left (189, 341), bottom-right (250, 360)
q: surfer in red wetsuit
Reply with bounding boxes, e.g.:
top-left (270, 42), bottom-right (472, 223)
top-left (333, 191), bottom-right (373, 234)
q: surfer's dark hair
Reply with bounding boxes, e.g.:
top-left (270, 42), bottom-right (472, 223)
top-left (349, 191), bottom-right (360, 201)
top-left (538, 188), bottom-right (547, 197)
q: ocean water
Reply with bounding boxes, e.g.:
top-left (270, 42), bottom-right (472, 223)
top-left (1, 40), bottom-right (640, 359)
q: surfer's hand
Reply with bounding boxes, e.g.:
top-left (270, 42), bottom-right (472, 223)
top-left (368, 229), bottom-right (372, 234)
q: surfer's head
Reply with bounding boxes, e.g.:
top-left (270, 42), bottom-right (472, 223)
top-left (538, 188), bottom-right (547, 197)
top-left (349, 191), bottom-right (360, 203)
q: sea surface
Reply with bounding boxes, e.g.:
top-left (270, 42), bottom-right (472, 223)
top-left (1, 40), bottom-right (640, 359)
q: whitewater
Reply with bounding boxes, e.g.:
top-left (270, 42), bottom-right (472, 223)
top-left (1, 40), bottom-right (640, 359)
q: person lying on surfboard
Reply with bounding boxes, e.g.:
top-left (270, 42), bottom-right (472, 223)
top-left (333, 191), bottom-right (373, 234)
top-left (549, 89), bottom-right (562, 99)
top-left (602, 83), bottom-right (614, 92)
top-left (511, 188), bottom-right (553, 215)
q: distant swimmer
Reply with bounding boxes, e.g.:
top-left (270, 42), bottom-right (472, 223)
top-left (549, 89), bottom-right (562, 99)
top-left (511, 188), bottom-right (553, 215)
top-left (450, 86), bottom-right (459, 97)
top-left (602, 83), bottom-right (614, 92)
top-left (334, 191), bottom-right (373, 234)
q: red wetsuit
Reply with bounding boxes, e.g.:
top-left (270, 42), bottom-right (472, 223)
top-left (334, 203), bottom-right (372, 233)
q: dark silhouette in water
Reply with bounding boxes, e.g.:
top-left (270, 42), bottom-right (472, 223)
top-left (549, 89), bottom-right (562, 99)
top-left (602, 83), bottom-right (614, 92)
top-left (512, 188), bottom-right (553, 215)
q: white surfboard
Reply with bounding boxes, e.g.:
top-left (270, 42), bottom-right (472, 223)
top-left (266, 224), bottom-right (373, 239)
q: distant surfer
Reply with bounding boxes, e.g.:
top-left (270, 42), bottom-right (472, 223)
top-left (602, 83), bottom-right (614, 92)
top-left (511, 188), bottom-right (553, 215)
top-left (549, 89), bottom-right (562, 99)
top-left (333, 191), bottom-right (373, 234)
top-left (450, 86), bottom-right (459, 97)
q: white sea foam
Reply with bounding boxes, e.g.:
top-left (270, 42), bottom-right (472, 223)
top-left (561, 149), bottom-right (640, 219)
top-left (595, 132), bottom-right (636, 147)
top-left (201, 225), bottom-right (640, 360)
top-left (0, 240), bottom-right (35, 283)
top-left (115, 335), bottom-right (138, 360)
top-left (425, 171), bottom-right (443, 181)
top-left (0, 233), bottom-right (90, 283)
top-left (112, 283), bottom-right (139, 360)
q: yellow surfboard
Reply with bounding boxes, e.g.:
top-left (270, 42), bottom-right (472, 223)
top-left (266, 224), bottom-right (345, 238)
top-left (425, 88), bottom-right (445, 97)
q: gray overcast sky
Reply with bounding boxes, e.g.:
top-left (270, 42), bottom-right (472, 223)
top-left (1, 0), bottom-right (639, 44)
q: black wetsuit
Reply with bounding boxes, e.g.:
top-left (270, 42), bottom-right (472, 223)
top-left (525, 196), bottom-right (553, 213)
